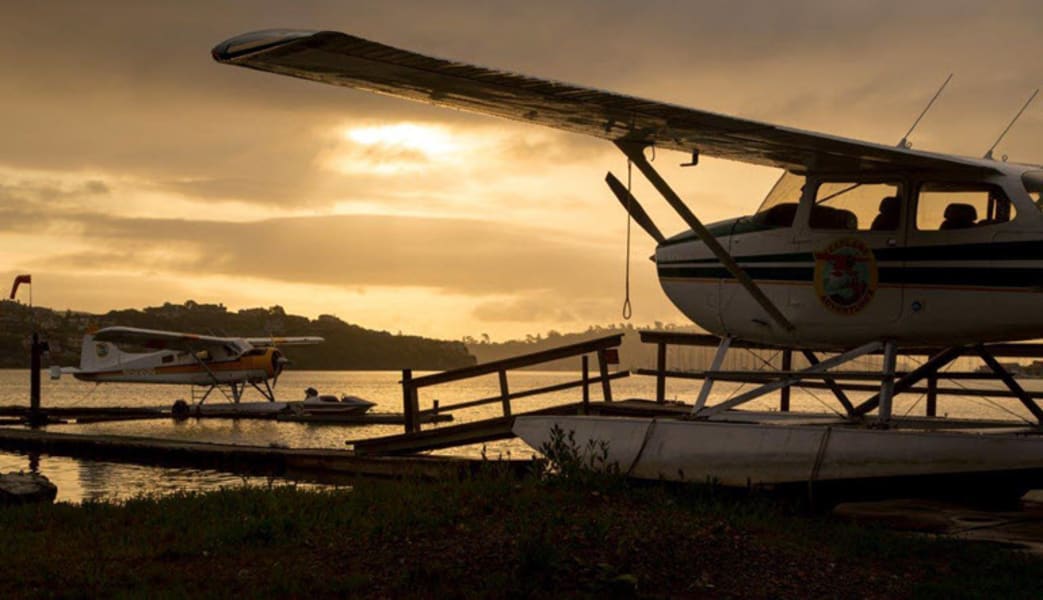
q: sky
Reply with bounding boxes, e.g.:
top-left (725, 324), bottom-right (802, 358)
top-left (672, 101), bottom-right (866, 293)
top-left (1, 1), bottom-right (1041, 341)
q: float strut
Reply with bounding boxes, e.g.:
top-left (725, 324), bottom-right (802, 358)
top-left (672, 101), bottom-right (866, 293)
top-left (693, 336), bottom-right (732, 413)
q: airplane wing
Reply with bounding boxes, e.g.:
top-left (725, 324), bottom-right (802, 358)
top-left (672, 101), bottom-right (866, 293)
top-left (212, 29), bottom-right (998, 176)
top-left (92, 327), bottom-right (245, 352)
top-left (245, 336), bottom-right (325, 347)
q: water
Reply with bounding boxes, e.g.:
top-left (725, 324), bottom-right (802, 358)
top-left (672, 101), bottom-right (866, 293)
top-left (0, 368), bottom-right (1036, 502)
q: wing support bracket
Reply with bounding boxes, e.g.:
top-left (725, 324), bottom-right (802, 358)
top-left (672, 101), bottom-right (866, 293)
top-left (614, 140), bottom-right (795, 332)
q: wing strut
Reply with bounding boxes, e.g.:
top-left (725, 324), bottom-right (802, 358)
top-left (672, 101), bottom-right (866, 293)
top-left (614, 141), bottom-right (795, 332)
top-left (604, 172), bottom-right (665, 244)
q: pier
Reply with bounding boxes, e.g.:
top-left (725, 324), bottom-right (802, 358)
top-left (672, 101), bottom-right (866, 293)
top-left (5, 330), bottom-right (1043, 488)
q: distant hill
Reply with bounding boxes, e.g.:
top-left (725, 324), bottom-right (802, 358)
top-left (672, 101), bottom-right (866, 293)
top-left (464, 323), bottom-right (725, 372)
top-left (0, 300), bottom-right (476, 371)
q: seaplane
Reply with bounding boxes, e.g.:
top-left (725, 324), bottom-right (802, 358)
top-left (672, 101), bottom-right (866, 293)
top-left (212, 30), bottom-right (1043, 494)
top-left (53, 326), bottom-right (325, 415)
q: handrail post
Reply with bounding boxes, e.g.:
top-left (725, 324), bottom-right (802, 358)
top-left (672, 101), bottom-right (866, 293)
top-left (597, 348), bottom-right (613, 402)
top-left (581, 355), bottom-right (590, 414)
top-left (655, 341), bottom-right (667, 403)
top-left (780, 350), bottom-right (792, 412)
top-left (498, 369), bottom-right (511, 417)
top-left (402, 369), bottom-right (419, 434)
top-left (926, 375), bottom-right (938, 417)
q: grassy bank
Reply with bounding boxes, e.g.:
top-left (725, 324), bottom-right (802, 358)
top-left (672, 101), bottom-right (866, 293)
top-left (0, 464), bottom-right (1040, 599)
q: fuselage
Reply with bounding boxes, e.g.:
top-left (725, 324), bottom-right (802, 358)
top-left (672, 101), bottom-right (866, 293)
top-left (73, 342), bottom-right (280, 385)
top-left (656, 162), bottom-right (1043, 349)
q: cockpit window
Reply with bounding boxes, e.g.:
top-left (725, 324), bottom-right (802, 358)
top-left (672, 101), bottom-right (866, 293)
top-left (751, 172), bottom-right (803, 229)
top-left (1023, 170), bottom-right (1043, 210)
top-left (810, 181), bottom-right (901, 231)
top-left (915, 183), bottom-right (1015, 231)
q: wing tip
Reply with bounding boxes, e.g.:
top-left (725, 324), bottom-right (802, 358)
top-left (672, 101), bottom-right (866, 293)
top-left (211, 29), bottom-right (322, 62)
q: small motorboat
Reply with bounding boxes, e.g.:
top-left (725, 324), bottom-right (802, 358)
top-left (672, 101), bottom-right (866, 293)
top-left (294, 387), bottom-right (375, 416)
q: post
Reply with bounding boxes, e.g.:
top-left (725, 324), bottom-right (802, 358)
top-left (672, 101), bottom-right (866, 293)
top-left (29, 332), bottom-right (42, 427)
top-left (877, 341), bottom-right (898, 425)
top-left (498, 369), bottom-right (511, 417)
top-left (596, 348), bottom-right (613, 402)
top-left (581, 355), bottom-right (590, 413)
top-left (402, 369), bottom-right (419, 434)
top-left (780, 350), bottom-right (792, 412)
top-left (656, 342), bottom-right (667, 403)
top-left (926, 375), bottom-right (937, 417)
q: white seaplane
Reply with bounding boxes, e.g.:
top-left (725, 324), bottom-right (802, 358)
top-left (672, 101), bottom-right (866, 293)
top-left (53, 326), bottom-right (327, 415)
top-left (213, 30), bottom-right (1043, 492)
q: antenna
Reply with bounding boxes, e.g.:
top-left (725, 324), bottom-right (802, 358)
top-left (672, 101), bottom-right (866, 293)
top-left (898, 73), bottom-right (953, 149)
top-left (984, 88), bottom-right (1038, 160)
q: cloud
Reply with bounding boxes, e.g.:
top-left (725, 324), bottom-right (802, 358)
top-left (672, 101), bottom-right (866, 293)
top-left (35, 211), bottom-right (626, 296)
top-left (1, 1), bottom-right (1041, 338)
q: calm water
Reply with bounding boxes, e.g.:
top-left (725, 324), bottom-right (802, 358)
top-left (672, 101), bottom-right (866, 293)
top-left (0, 368), bottom-right (1035, 502)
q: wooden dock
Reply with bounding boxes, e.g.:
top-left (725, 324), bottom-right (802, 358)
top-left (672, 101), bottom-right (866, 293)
top-left (0, 427), bottom-right (518, 480)
top-left (352, 399), bottom-right (690, 455)
top-left (0, 405), bottom-right (452, 426)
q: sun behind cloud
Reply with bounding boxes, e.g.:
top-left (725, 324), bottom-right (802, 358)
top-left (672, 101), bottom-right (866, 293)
top-left (328, 122), bottom-right (462, 175)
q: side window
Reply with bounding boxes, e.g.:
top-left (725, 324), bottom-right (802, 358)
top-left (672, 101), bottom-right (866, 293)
top-left (915, 184), bottom-right (1016, 231)
top-left (1023, 171), bottom-right (1043, 211)
top-left (811, 182), bottom-right (901, 231)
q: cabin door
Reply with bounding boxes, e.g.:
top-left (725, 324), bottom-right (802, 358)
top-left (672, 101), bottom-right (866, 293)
top-left (790, 180), bottom-right (906, 339)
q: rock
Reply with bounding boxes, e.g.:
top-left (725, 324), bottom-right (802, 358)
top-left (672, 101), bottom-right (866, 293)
top-left (1020, 489), bottom-right (1043, 514)
top-left (0, 472), bottom-right (57, 505)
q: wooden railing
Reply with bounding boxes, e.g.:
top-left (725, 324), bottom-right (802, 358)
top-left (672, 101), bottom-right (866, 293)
top-left (400, 334), bottom-right (629, 433)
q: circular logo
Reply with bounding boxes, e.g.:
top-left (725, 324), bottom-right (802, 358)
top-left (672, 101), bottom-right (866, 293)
top-left (95, 343), bottom-right (109, 358)
top-left (813, 238), bottom-right (878, 314)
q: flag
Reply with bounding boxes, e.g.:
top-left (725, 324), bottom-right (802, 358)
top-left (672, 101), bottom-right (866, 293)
top-left (9, 274), bottom-right (30, 300)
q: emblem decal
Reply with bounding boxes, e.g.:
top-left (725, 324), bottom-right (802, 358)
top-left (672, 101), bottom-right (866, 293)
top-left (95, 343), bottom-right (109, 358)
top-left (813, 238), bottom-right (878, 314)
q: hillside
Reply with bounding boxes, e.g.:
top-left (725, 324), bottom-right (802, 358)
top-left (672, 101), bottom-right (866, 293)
top-left (465, 323), bottom-right (725, 372)
top-left (0, 300), bottom-right (476, 371)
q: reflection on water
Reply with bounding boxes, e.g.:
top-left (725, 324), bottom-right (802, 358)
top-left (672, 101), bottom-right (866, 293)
top-left (0, 368), bottom-right (1037, 502)
top-left (0, 449), bottom-right (336, 504)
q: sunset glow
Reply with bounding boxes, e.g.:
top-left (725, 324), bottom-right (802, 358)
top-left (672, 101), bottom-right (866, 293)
top-left (0, 3), bottom-right (1040, 341)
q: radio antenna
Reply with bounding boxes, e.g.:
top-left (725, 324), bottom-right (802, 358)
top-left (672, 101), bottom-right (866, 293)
top-left (898, 73), bottom-right (953, 149)
top-left (984, 88), bottom-right (1038, 159)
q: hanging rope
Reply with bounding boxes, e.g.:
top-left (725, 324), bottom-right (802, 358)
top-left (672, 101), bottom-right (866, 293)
top-left (621, 157), bottom-right (633, 319)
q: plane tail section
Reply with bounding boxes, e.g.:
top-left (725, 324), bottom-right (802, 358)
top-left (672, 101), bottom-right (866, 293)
top-left (78, 334), bottom-right (121, 372)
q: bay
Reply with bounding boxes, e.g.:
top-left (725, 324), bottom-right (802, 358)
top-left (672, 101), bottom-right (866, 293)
top-left (0, 368), bottom-right (1035, 503)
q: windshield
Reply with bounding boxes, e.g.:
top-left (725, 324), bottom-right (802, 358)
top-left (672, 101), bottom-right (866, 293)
top-left (1023, 170), bottom-right (1043, 210)
top-left (756, 172), bottom-right (804, 214)
top-left (752, 172), bottom-right (804, 228)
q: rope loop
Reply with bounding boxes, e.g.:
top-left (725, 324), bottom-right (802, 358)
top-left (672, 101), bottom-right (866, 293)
top-left (622, 157), bottom-right (633, 320)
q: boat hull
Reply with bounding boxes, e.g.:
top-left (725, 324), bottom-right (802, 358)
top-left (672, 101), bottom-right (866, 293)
top-left (513, 415), bottom-right (1043, 487)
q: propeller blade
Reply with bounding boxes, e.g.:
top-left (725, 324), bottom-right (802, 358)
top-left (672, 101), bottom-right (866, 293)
top-left (271, 350), bottom-right (287, 388)
top-left (605, 172), bottom-right (666, 244)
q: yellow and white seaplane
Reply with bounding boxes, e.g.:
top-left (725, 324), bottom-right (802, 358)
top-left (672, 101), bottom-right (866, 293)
top-left (53, 326), bottom-right (326, 415)
top-left (213, 30), bottom-right (1043, 493)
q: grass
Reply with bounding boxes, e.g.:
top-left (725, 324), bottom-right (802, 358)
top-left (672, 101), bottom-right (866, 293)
top-left (0, 438), bottom-right (1040, 598)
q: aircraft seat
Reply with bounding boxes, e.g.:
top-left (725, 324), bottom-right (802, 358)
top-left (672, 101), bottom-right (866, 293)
top-left (809, 205), bottom-right (858, 230)
top-left (940, 203), bottom-right (977, 230)
top-left (753, 202), bottom-right (798, 228)
top-left (870, 196), bottom-right (900, 231)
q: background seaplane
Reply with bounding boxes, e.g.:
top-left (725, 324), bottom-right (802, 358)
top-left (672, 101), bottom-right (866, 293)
top-left (212, 30), bottom-right (1043, 491)
top-left (53, 326), bottom-right (323, 406)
